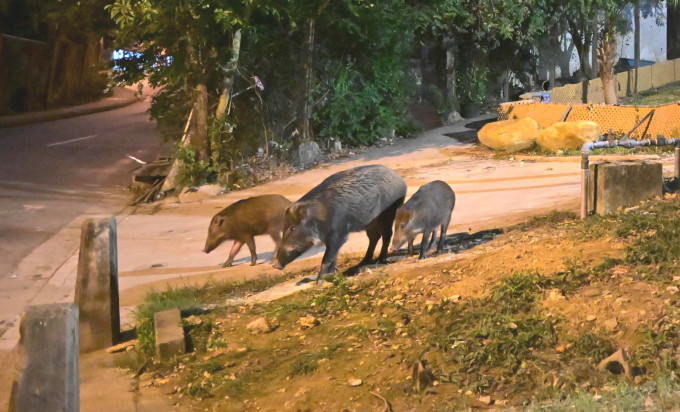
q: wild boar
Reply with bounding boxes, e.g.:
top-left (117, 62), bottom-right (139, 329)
top-left (203, 194), bottom-right (292, 267)
top-left (391, 180), bottom-right (455, 259)
top-left (274, 165), bottom-right (406, 282)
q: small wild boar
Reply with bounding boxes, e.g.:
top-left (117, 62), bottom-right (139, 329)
top-left (203, 194), bottom-right (292, 267)
top-left (274, 165), bottom-right (407, 282)
top-left (391, 180), bottom-right (455, 260)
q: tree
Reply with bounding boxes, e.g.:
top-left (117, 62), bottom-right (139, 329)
top-left (597, 1), bottom-right (629, 104)
top-left (106, 0), bottom-right (267, 179)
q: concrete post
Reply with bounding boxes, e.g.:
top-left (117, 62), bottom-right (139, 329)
top-left (9, 303), bottom-right (79, 412)
top-left (74, 216), bottom-right (120, 353)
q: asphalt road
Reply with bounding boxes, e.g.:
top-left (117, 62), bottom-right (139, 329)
top-left (0, 98), bottom-right (167, 335)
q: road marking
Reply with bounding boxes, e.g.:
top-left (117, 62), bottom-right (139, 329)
top-left (46, 134), bottom-right (98, 147)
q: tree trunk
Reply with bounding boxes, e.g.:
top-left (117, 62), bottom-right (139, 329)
top-left (572, 35), bottom-right (593, 80)
top-left (192, 83), bottom-right (210, 161)
top-left (301, 18), bottom-right (315, 142)
top-left (216, 29), bottom-right (242, 118)
top-left (634, 0), bottom-right (640, 98)
top-left (598, 37), bottom-right (618, 105)
top-left (444, 37), bottom-right (456, 106)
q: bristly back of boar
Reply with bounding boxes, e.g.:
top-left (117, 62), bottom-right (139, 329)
top-left (298, 164), bottom-right (407, 230)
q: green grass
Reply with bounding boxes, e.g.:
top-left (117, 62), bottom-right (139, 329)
top-left (621, 81), bottom-right (680, 106)
top-left (289, 344), bottom-right (342, 376)
top-left (135, 275), bottom-right (288, 357)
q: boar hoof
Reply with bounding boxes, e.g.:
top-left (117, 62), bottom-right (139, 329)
top-left (221, 262), bottom-right (233, 268)
top-left (250, 261), bottom-right (256, 266)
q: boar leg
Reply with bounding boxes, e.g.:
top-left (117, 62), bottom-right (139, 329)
top-left (374, 198), bottom-right (401, 263)
top-left (407, 240), bottom-right (414, 255)
top-left (437, 214), bottom-right (452, 253)
top-left (426, 230), bottom-right (437, 250)
top-left (244, 236), bottom-right (257, 266)
top-left (360, 220), bottom-right (381, 266)
top-left (419, 230), bottom-right (433, 260)
top-left (268, 230), bottom-right (282, 264)
top-left (223, 240), bottom-right (244, 267)
top-left (318, 234), bottom-right (345, 283)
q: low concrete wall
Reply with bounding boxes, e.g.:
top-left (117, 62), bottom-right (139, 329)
top-left (588, 161), bottom-right (662, 215)
top-left (9, 303), bottom-right (79, 412)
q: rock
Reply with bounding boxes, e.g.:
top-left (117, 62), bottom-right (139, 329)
top-left (586, 315), bottom-right (597, 322)
top-left (446, 111), bottom-right (463, 125)
top-left (291, 141), bottom-right (322, 167)
top-left (477, 395), bottom-right (492, 405)
top-left (547, 288), bottom-right (565, 300)
top-left (477, 117), bottom-right (540, 152)
top-left (197, 184), bottom-right (223, 197)
top-left (604, 319), bottom-right (618, 331)
top-left (329, 140), bottom-right (343, 154)
top-left (348, 378), bottom-right (363, 387)
top-left (184, 315), bottom-right (203, 326)
top-left (298, 315), bottom-right (319, 330)
top-left (536, 121), bottom-right (601, 151)
top-left (247, 317), bottom-right (276, 334)
top-left (597, 348), bottom-right (632, 378)
top-left (667, 286), bottom-right (679, 293)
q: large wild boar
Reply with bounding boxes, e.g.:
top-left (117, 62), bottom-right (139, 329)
top-left (274, 165), bottom-right (406, 282)
top-left (391, 180), bottom-right (455, 260)
top-left (203, 194), bottom-right (292, 267)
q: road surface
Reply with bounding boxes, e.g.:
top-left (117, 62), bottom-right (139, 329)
top-left (0, 98), bottom-right (167, 336)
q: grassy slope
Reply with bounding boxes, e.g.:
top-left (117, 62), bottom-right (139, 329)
top-left (118, 194), bottom-right (680, 411)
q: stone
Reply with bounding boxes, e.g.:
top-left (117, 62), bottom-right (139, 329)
top-left (178, 185), bottom-right (224, 203)
top-left (597, 348), bottom-right (632, 378)
top-left (477, 395), bottom-right (492, 405)
top-left (75, 217), bottom-right (120, 353)
top-left (247, 317), bottom-right (276, 334)
top-left (588, 161), bottom-right (662, 215)
top-left (298, 315), bottom-right (319, 330)
top-left (348, 378), bottom-right (363, 387)
top-left (330, 140), bottom-right (343, 154)
top-left (446, 111), bottom-right (463, 125)
top-left (477, 117), bottom-right (540, 152)
top-left (291, 141), bottom-right (322, 167)
top-left (537, 121), bottom-right (601, 151)
top-left (197, 184), bottom-right (223, 197)
top-left (10, 303), bottom-right (79, 412)
top-left (604, 319), bottom-right (618, 331)
top-left (154, 308), bottom-right (186, 361)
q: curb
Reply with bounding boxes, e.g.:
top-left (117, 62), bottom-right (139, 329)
top-left (0, 88), bottom-right (141, 129)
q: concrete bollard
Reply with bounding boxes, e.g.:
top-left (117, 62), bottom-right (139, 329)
top-left (9, 303), bottom-right (79, 412)
top-left (74, 216), bottom-right (120, 353)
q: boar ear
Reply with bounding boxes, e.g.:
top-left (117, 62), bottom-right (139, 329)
top-left (288, 203), bottom-right (309, 222)
top-left (215, 215), bottom-right (225, 227)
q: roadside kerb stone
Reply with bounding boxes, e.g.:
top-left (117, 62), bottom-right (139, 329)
top-left (75, 216), bottom-right (120, 353)
top-left (588, 161), bottom-right (662, 215)
top-left (10, 303), bottom-right (79, 412)
top-left (154, 308), bottom-right (186, 361)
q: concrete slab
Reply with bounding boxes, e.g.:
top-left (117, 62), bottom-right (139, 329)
top-left (154, 308), bottom-right (185, 361)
